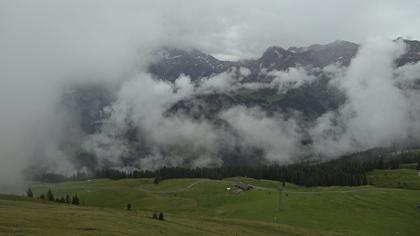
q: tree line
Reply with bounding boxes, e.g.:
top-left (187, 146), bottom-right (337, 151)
top-left (33, 148), bottom-right (420, 187)
top-left (95, 151), bottom-right (420, 187)
top-left (26, 188), bottom-right (81, 205)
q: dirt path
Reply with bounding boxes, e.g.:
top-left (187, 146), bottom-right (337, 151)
top-left (139, 179), bottom-right (418, 195)
top-left (252, 185), bottom-right (417, 194)
top-left (138, 179), bottom-right (209, 194)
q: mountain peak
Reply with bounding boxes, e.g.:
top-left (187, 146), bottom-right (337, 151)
top-left (150, 47), bottom-right (238, 81)
top-left (261, 46), bottom-right (289, 60)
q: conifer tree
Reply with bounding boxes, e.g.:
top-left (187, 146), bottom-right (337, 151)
top-left (71, 194), bottom-right (80, 205)
top-left (26, 188), bottom-right (33, 198)
top-left (47, 189), bottom-right (55, 201)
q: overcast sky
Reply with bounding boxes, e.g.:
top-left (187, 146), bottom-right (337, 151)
top-left (1, 0), bottom-right (420, 60)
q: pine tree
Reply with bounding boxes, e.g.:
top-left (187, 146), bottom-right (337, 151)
top-left (158, 212), bottom-right (164, 221)
top-left (39, 193), bottom-right (45, 200)
top-left (417, 160), bottom-right (420, 170)
top-left (71, 194), bottom-right (80, 205)
top-left (47, 189), bottom-right (55, 201)
top-left (126, 203), bottom-right (131, 211)
top-left (26, 188), bottom-right (33, 198)
top-left (65, 194), bottom-right (71, 204)
top-left (152, 213), bottom-right (158, 219)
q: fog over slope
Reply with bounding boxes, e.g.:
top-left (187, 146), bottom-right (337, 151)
top-left (84, 38), bottom-right (420, 170)
top-left (1, 1), bottom-right (420, 192)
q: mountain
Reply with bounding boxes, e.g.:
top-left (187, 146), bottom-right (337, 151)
top-left (60, 39), bottom-right (420, 169)
top-left (149, 47), bottom-right (239, 81)
top-left (149, 40), bottom-right (360, 82)
top-left (247, 40), bottom-right (359, 79)
top-left (149, 39), bottom-right (420, 82)
top-left (61, 83), bottom-right (114, 134)
top-left (396, 39), bottom-right (420, 66)
top-left (65, 39), bottom-right (420, 135)
top-left (148, 39), bottom-right (420, 121)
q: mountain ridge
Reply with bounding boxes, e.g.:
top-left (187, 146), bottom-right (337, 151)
top-left (149, 39), bottom-right (420, 81)
top-left (56, 38), bottom-right (420, 170)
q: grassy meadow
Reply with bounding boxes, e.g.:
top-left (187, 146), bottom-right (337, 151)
top-left (1, 168), bottom-right (420, 235)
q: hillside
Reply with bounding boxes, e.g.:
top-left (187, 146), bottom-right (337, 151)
top-left (6, 171), bottom-right (418, 236)
top-left (1, 195), bottom-right (328, 236)
top-left (368, 168), bottom-right (420, 190)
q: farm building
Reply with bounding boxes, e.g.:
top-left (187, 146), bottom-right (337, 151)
top-left (235, 182), bottom-right (253, 191)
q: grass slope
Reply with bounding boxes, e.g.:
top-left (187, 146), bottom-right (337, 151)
top-left (0, 195), bottom-right (334, 236)
top-left (21, 175), bottom-right (420, 236)
top-left (368, 168), bottom-right (420, 190)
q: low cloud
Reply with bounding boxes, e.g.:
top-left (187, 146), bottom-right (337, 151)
top-left (309, 38), bottom-right (420, 156)
top-left (269, 67), bottom-right (317, 93)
